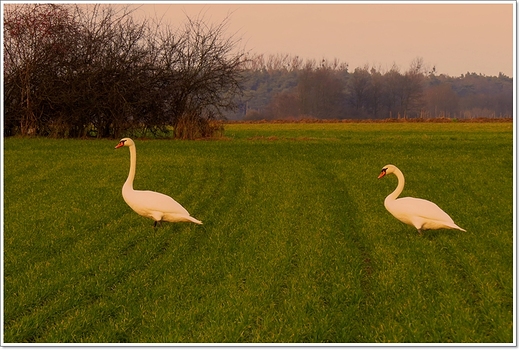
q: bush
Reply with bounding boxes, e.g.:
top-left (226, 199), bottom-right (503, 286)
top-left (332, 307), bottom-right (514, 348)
top-left (3, 4), bottom-right (246, 139)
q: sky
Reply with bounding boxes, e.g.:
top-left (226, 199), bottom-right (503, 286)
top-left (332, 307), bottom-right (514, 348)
top-left (129, 1), bottom-right (514, 77)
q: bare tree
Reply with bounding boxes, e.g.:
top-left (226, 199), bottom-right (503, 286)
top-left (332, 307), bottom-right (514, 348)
top-left (4, 4), bottom-right (246, 138)
top-left (424, 83), bottom-right (459, 117)
top-left (296, 63), bottom-right (346, 119)
top-left (4, 4), bottom-right (80, 135)
top-left (155, 15), bottom-right (246, 138)
top-left (400, 57), bottom-right (426, 117)
top-left (369, 67), bottom-right (384, 118)
top-left (348, 66), bottom-right (371, 112)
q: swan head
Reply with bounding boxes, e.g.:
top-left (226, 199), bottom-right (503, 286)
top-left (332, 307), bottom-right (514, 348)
top-left (378, 164), bottom-right (397, 179)
top-left (115, 137), bottom-right (134, 149)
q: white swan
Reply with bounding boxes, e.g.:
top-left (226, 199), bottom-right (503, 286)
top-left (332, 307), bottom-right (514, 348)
top-left (115, 138), bottom-right (202, 227)
top-left (378, 164), bottom-right (465, 233)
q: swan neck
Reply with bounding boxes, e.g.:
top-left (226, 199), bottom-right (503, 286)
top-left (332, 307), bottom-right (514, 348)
top-left (125, 144), bottom-right (136, 190)
top-left (387, 168), bottom-right (405, 201)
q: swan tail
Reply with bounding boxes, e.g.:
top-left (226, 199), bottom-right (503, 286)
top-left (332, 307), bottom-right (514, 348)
top-left (160, 212), bottom-right (202, 225)
top-left (417, 218), bottom-right (466, 232)
top-left (454, 225), bottom-right (466, 232)
top-left (445, 222), bottom-right (466, 232)
top-left (187, 216), bottom-right (203, 225)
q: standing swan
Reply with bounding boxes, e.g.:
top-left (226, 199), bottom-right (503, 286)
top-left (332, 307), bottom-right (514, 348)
top-left (115, 138), bottom-right (202, 227)
top-left (378, 164), bottom-right (465, 233)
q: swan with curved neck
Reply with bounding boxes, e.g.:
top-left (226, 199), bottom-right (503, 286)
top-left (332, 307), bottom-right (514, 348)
top-left (115, 138), bottom-right (202, 227)
top-left (378, 164), bottom-right (465, 233)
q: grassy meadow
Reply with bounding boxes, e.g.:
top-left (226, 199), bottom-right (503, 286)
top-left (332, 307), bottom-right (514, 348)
top-left (3, 122), bottom-right (513, 343)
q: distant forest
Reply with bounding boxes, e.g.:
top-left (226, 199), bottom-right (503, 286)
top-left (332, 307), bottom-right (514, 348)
top-left (225, 54), bottom-right (513, 121)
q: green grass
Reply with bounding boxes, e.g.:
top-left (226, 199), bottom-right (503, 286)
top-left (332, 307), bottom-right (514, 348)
top-left (4, 123), bottom-right (513, 343)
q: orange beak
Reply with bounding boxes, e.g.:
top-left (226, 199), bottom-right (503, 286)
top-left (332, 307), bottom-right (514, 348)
top-left (378, 170), bottom-right (386, 179)
top-left (115, 141), bottom-right (125, 149)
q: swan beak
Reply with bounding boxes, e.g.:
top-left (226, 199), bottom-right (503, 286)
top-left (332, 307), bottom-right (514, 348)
top-left (378, 170), bottom-right (386, 179)
top-left (115, 141), bottom-right (125, 149)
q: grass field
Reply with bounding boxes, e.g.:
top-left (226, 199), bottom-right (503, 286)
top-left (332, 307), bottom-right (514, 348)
top-left (3, 122), bottom-right (514, 343)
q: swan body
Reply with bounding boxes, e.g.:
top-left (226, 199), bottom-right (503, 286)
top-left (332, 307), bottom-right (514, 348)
top-left (115, 138), bottom-right (202, 226)
top-left (378, 164), bottom-right (465, 233)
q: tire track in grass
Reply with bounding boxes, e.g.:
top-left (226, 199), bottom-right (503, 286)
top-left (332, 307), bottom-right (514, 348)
top-left (233, 154), bottom-right (314, 342)
top-left (121, 146), bottom-right (269, 342)
top-left (431, 236), bottom-right (513, 342)
top-left (81, 158), bottom-right (252, 342)
top-left (242, 144), bottom-right (370, 342)
top-left (7, 188), bottom-right (210, 343)
top-left (106, 146), bottom-right (241, 270)
top-left (5, 128), bottom-right (512, 342)
top-left (310, 156), bottom-right (374, 342)
top-left (4, 145), bottom-right (139, 341)
top-left (5, 228), bottom-right (167, 342)
top-left (72, 237), bottom-right (180, 341)
top-left (177, 143), bottom-right (307, 342)
top-left (231, 143), bottom-right (370, 342)
top-left (4, 215), bottom-right (134, 342)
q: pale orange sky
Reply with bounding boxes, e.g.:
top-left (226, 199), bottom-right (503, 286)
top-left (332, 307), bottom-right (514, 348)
top-left (131, 2), bottom-right (514, 77)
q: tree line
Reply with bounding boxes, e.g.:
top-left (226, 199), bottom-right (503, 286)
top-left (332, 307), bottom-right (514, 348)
top-left (4, 5), bottom-right (512, 139)
top-left (227, 54), bottom-right (513, 121)
top-left (4, 4), bottom-right (246, 138)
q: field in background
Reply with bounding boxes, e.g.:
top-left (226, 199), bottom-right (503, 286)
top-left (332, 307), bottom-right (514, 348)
top-left (4, 123), bottom-right (513, 343)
